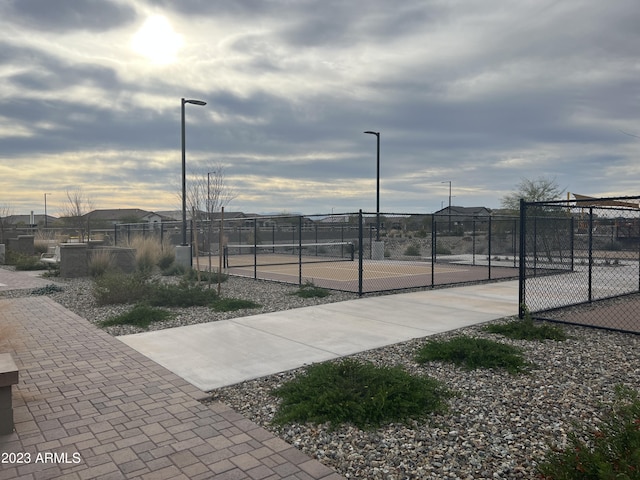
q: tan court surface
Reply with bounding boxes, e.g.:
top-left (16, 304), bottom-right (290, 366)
top-left (218, 255), bottom-right (519, 293)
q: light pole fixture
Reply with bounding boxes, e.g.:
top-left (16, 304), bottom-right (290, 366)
top-left (441, 181), bottom-right (452, 231)
top-left (364, 131), bottom-right (380, 241)
top-left (44, 193), bottom-right (51, 228)
top-left (181, 98), bottom-right (207, 246)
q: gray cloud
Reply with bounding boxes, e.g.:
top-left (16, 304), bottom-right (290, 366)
top-left (0, 0), bottom-right (638, 215)
top-left (4, 0), bottom-right (136, 32)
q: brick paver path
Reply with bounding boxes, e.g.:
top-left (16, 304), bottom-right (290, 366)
top-left (0, 291), bottom-right (343, 479)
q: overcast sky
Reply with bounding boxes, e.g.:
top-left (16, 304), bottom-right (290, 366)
top-left (1, 0), bottom-right (638, 217)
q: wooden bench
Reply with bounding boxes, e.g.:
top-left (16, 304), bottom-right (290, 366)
top-left (40, 245), bottom-right (60, 265)
top-left (0, 353), bottom-right (19, 434)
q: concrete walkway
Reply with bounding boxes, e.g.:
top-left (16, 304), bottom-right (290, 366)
top-left (119, 281), bottom-right (519, 391)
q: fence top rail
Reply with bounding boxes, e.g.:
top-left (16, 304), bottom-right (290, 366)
top-left (523, 195), bottom-right (640, 210)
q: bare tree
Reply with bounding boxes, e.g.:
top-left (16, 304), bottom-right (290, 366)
top-left (60, 188), bottom-right (95, 241)
top-left (0, 203), bottom-right (13, 244)
top-left (501, 176), bottom-right (565, 211)
top-left (187, 162), bottom-right (237, 220)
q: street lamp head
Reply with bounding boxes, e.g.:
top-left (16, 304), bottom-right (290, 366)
top-left (364, 130), bottom-right (379, 136)
top-left (183, 98), bottom-right (207, 106)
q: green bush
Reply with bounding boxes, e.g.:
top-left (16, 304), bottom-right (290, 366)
top-left (30, 284), bottom-right (64, 295)
top-left (485, 311), bottom-right (568, 342)
top-left (157, 251), bottom-right (176, 271)
top-left (184, 268), bottom-right (228, 283)
top-left (98, 304), bottom-right (172, 329)
top-left (416, 336), bottom-right (532, 374)
top-left (161, 263), bottom-right (188, 276)
top-left (272, 358), bottom-right (451, 429)
top-left (292, 281), bottom-right (330, 298)
top-left (211, 298), bottom-right (261, 312)
top-left (8, 252), bottom-right (45, 271)
top-left (538, 385), bottom-right (640, 479)
top-left (93, 271), bottom-right (151, 305)
top-left (404, 244), bottom-right (421, 256)
top-left (147, 280), bottom-right (218, 307)
top-left (435, 243), bottom-right (452, 255)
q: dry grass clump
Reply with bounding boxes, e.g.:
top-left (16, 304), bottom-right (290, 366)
top-left (126, 236), bottom-right (175, 273)
top-left (88, 248), bottom-right (116, 277)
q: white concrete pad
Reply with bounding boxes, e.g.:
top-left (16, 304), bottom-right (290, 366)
top-left (119, 281), bottom-right (520, 391)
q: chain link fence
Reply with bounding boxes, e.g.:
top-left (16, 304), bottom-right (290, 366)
top-left (519, 196), bottom-right (640, 333)
top-left (211, 211), bottom-right (520, 295)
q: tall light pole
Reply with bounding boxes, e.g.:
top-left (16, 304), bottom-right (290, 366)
top-left (44, 193), bottom-right (51, 228)
top-left (441, 181), bottom-right (451, 231)
top-left (364, 131), bottom-right (380, 241)
top-left (181, 98), bottom-right (206, 246)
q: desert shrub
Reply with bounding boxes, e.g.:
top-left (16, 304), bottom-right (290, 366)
top-left (146, 279), bottom-right (218, 307)
top-left (435, 243), bottom-right (452, 255)
top-left (538, 385), bottom-right (640, 479)
top-left (485, 308), bottom-right (568, 341)
top-left (404, 244), bottom-right (421, 256)
top-left (8, 252), bottom-right (44, 271)
top-left (127, 236), bottom-right (163, 274)
top-left (272, 359), bottom-right (451, 429)
top-left (416, 336), bottom-right (532, 374)
top-left (98, 304), bottom-right (172, 329)
top-left (30, 284), bottom-right (64, 295)
top-left (211, 298), bottom-right (261, 312)
top-left (93, 271), bottom-right (151, 305)
top-left (88, 249), bottom-right (115, 277)
top-left (161, 263), bottom-right (188, 276)
top-left (292, 281), bottom-right (330, 298)
top-left (157, 251), bottom-right (175, 271)
top-left (33, 240), bottom-right (51, 255)
top-left (184, 268), bottom-right (228, 283)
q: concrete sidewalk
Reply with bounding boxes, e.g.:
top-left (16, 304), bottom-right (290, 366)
top-left (120, 281), bottom-right (519, 391)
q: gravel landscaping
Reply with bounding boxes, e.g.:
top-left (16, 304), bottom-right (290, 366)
top-left (4, 270), bottom-right (640, 479)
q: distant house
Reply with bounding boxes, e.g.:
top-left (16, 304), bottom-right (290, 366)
top-left (433, 206), bottom-right (492, 231)
top-left (2, 214), bottom-right (58, 227)
top-left (83, 209), bottom-right (171, 226)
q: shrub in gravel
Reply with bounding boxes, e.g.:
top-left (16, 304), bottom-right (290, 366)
top-left (98, 304), bottom-right (172, 329)
top-left (210, 298), bottom-right (261, 312)
top-left (291, 281), bottom-right (330, 298)
top-left (272, 358), bottom-right (451, 429)
top-left (416, 336), bottom-right (532, 374)
top-left (404, 244), bottom-right (421, 256)
top-left (30, 284), bottom-right (64, 295)
top-left (93, 271), bottom-right (151, 305)
top-left (485, 315), bottom-right (568, 341)
top-left (147, 280), bottom-right (218, 307)
top-left (538, 385), bottom-right (640, 479)
top-left (9, 252), bottom-right (44, 271)
top-left (88, 249), bottom-right (115, 277)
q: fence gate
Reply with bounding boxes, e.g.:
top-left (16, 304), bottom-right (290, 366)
top-left (519, 196), bottom-right (640, 333)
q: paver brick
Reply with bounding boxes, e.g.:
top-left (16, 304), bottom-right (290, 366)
top-left (0, 279), bottom-right (344, 480)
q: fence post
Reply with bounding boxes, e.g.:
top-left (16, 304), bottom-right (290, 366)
top-left (253, 218), bottom-right (258, 280)
top-left (488, 216), bottom-right (492, 280)
top-left (431, 215), bottom-right (436, 287)
top-left (358, 210), bottom-right (363, 296)
top-left (570, 217), bottom-right (575, 272)
top-left (472, 219), bottom-right (476, 265)
top-left (518, 199), bottom-right (526, 318)
top-left (588, 207), bottom-right (593, 302)
top-left (298, 216), bottom-right (303, 286)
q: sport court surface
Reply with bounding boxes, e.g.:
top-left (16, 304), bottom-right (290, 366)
top-left (221, 253), bottom-right (519, 292)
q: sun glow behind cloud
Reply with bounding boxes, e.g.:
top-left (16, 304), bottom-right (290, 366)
top-left (131, 15), bottom-right (183, 65)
